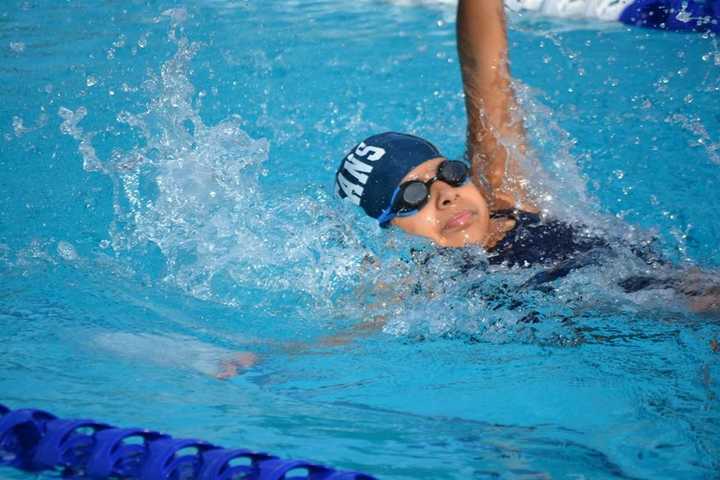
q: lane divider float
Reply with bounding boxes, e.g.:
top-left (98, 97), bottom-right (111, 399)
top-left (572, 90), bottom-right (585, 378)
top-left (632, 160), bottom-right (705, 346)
top-left (0, 404), bottom-right (376, 480)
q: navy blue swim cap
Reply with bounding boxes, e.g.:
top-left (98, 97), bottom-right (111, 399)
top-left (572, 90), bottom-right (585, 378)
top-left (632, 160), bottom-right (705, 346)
top-left (335, 132), bottom-right (441, 222)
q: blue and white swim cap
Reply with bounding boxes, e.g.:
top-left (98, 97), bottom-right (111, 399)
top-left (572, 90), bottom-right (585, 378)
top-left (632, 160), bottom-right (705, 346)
top-left (335, 132), bottom-right (441, 221)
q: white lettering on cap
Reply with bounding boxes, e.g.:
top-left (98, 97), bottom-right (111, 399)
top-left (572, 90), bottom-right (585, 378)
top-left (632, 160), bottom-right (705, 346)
top-left (354, 142), bottom-right (386, 161)
top-left (342, 153), bottom-right (372, 184)
top-left (337, 171), bottom-right (363, 205)
top-left (337, 142), bottom-right (387, 206)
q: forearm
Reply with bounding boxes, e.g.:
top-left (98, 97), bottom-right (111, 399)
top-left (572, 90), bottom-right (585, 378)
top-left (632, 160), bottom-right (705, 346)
top-left (457, 0), bottom-right (509, 85)
top-left (457, 0), bottom-right (528, 198)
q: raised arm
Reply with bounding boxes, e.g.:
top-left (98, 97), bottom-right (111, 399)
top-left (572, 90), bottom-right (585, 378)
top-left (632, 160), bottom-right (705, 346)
top-left (456, 0), bottom-right (536, 210)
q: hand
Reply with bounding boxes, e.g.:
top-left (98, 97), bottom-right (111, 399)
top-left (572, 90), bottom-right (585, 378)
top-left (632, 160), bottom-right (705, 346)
top-left (215, 351), bottom-right (259, 380)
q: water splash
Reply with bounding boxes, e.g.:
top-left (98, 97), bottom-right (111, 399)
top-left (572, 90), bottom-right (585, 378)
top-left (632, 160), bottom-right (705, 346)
top-left (58, 10), bottom-right (370, 308)
top-left (667, 113), bottom-right (720, 165)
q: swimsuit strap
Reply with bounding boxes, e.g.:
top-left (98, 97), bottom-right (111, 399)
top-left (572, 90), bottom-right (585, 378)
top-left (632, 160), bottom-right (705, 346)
top-left (489, 208), bottom-right (520, 220)
top-left (490, 209), bottom-right (541, 224)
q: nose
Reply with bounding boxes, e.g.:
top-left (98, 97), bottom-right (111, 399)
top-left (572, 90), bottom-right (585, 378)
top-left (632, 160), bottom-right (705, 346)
top-left (433, 181), bottom-right (458, 210)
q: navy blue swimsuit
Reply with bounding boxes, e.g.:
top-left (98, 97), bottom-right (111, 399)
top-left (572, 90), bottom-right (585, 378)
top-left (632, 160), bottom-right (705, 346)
top-left (487, 210), bottom-right (608, 267)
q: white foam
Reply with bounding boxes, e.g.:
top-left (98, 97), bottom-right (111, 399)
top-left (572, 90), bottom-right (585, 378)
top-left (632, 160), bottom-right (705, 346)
top-left (59, 16), bottom-right (370, 307)
top-left (385, 0), bottom-right (634, 21)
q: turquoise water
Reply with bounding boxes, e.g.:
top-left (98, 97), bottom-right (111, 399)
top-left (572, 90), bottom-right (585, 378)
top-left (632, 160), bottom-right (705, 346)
top-left (1, 1), bottom-right (720, 478)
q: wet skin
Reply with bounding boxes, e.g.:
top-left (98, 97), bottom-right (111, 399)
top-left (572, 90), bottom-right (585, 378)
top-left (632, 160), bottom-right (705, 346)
top-left (392, 157), bottom-right (515, 248)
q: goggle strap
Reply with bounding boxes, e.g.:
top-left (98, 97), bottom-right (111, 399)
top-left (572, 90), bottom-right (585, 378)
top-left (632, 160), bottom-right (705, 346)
top-left (377, 186), bottom-right (402, 226)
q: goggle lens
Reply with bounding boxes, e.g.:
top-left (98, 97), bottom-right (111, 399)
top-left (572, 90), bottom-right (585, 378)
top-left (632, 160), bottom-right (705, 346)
top-left (399, 182), bottom-right (430, 212)
top-left (438, 160), bottom-right (468, 186)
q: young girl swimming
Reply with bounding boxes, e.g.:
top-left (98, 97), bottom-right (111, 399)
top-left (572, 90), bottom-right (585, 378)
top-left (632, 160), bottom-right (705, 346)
top-left (334, 0), bottom-right (719, 311)
top-left (336, 0), bottom-right (537, 249)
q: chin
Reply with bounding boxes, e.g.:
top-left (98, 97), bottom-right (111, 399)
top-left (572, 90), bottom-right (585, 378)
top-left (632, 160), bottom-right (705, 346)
top-left (438, 229), bottom-right (485, 248)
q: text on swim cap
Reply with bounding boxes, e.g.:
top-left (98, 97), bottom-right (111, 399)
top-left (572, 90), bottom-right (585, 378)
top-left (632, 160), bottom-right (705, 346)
top-left (337, 142), bottom-right (386, 205)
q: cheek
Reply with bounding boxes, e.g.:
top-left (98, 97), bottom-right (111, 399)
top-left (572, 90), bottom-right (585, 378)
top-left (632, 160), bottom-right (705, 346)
top-left (394, 208), bottom-right (444, 240)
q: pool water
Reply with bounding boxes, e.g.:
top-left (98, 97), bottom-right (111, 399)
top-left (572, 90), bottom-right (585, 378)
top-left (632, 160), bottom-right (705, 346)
top-left (1, 0), bottom-right (719, 478)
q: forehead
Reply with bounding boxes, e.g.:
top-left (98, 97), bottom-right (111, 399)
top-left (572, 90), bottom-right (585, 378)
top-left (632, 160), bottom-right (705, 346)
top-left (400, 156), bottom-right (446, 183)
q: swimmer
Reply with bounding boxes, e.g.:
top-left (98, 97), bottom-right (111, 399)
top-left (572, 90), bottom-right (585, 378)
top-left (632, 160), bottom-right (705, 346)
top-left (337, 0), bottom-right (535, 249)
top-left (215, 1), bottom-right (720, 375)
top-left (335, 0), bottom-right (720, 314)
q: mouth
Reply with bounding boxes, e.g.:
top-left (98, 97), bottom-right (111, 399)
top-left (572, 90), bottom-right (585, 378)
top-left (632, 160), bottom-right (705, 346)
top-left (442, 209), bottom-right (475, 233)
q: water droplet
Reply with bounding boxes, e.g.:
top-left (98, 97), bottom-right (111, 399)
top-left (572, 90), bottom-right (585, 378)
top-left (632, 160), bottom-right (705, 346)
top-left (112, 34), bottom-right (127, 48)
top-left (99, 239), bottom-right (110, 249)
top-left (613, 169), bottom-right (625, 180)
top-left (86, 75), bottom-right (98, 87)
top-left (57, 241), bottom-right (78, 261)
top-left (684, 94), bottom-right (694, 104)
top-left (9, 41), bottom-right (25, 53)
top-left (12, 116), bottom-right (27, 137)
top-left (676, 9), bottom-right (692, 23)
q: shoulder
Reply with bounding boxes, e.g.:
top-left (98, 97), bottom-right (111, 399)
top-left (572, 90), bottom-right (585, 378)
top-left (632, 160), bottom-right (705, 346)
top-left (489, 191), bottom-right (540, 214)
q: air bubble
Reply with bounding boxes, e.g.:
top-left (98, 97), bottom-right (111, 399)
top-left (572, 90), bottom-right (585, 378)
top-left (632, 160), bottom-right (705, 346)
top-left (9, 41), bottom-right (25, 52)
top-left (112, 34), bottom-right (127, 48)
top-left (86, 75), bottom-right (98, 87)
top-left (12, 116), bottom-right (27, 137)
top-left (676, 9), bottom-right (692, 23)
top-left (57, 241), bottom-right (78, 261)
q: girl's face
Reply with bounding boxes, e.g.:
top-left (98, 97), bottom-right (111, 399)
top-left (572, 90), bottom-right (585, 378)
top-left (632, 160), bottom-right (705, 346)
top-left (392, 157), bottom-right (491, 248)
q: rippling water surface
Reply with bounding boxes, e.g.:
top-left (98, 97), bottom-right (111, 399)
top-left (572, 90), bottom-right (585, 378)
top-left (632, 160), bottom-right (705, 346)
top-left (1, 1), bottom-right (719, 478)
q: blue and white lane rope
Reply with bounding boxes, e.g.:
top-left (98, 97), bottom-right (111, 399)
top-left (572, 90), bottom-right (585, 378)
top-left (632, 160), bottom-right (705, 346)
top-left (504, 0), bottom-right (719, 32)
top-left (619, 0), bottom-right (719, 33)
top-left (0, 404), bottom-right (376, 480)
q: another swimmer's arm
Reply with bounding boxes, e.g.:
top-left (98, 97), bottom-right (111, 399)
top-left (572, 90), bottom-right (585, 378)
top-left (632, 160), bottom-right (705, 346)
top-left (456, 0), bottom-right (535, 209)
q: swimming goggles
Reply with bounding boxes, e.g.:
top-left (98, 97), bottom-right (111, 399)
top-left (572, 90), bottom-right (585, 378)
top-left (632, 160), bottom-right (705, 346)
top-left (378, 160), bottom-right (469, 227)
